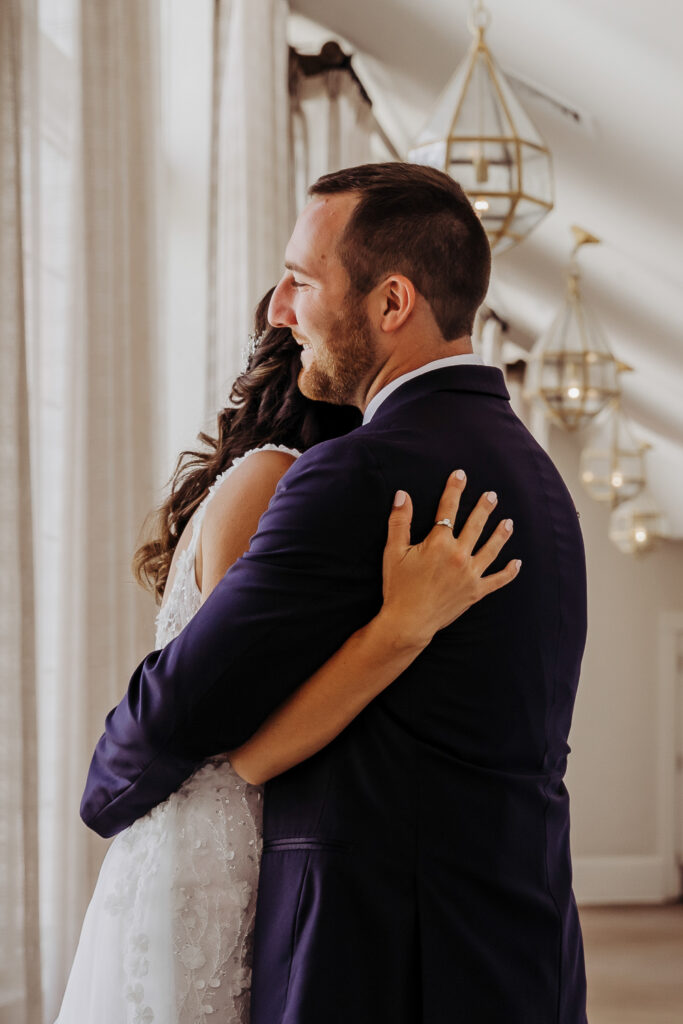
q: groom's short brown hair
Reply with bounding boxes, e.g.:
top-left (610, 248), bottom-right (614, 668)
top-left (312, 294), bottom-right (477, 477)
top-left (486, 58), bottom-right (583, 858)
top-left (309, 162), bottom-right (491, 341)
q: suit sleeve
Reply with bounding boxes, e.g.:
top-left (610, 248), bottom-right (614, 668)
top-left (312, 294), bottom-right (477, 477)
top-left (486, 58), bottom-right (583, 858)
top-left (80, 436), bottom-right (390, 837)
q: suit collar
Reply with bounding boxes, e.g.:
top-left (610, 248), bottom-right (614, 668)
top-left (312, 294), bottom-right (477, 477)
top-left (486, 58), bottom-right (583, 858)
top-left (363, 354), bottom-right (486, 424)
top-left (365, 365), bottom-right (510, 424)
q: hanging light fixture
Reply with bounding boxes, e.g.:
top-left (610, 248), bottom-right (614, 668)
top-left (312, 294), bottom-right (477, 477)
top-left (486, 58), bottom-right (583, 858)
top-left (523, 227), bottom-right (622, 431)
top-left (408, 0), bottom-right (554, 253)
top-left (609, 489), bottom-right (666, 555)
top-left (579, 393), bottom-right (649, 506)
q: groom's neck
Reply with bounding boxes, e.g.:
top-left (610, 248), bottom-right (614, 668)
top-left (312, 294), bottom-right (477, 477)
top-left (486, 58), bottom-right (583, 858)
top-left (360, 334), bottom-right (473, 413)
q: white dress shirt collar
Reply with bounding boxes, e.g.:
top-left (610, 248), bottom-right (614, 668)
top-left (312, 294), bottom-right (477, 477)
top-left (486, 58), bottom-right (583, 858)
top-left (362, 353), bottom-right (485, 425)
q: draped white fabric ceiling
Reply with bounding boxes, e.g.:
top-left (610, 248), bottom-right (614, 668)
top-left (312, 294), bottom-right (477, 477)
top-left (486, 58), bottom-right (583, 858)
top-left (291, 0), bottom-right (683, 537)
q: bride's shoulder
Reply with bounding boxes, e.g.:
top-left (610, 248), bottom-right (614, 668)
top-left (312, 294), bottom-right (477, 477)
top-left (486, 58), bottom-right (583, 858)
top-left (203, 446), bottom-right (299, 525)
top-left (230, 444), bottom-right (301, 478)
top-left (196, 446), bottom-right (300, 596)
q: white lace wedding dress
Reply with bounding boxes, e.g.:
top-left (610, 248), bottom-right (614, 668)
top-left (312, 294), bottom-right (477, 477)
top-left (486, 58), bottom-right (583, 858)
top-left (56, 445), bottom-right (301, 1024)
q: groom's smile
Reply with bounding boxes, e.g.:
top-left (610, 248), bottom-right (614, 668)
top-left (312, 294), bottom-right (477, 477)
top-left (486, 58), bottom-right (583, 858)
top-left (292, 335), bottom-right (314, 364)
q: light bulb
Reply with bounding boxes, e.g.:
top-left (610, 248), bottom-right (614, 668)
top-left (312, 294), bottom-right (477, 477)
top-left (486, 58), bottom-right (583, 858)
top-left (567, 386), bottom-right (581, 400)
top-left (634, 528), bottom-right (648, 544)
top-left (582, 471), bottom-right (594, 483)
top-left (474, 198), bottom-right (489, 212)
top-left (611, 472), bottom-right (624, 488)
top-left (473, 154), bottom-right (490, 184)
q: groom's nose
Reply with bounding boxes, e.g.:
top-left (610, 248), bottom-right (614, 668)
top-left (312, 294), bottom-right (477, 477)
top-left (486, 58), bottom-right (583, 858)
top-left (268, 277), bottom-right (296, 329)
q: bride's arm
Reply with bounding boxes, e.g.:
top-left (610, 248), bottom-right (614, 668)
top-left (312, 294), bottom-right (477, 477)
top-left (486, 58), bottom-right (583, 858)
top-left (200, 463), bottom-right (519, 786)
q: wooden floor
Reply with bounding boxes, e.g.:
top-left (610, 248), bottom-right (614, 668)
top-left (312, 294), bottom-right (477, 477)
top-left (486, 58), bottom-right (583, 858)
top-left (580, 904), bottom-right (683, 1023)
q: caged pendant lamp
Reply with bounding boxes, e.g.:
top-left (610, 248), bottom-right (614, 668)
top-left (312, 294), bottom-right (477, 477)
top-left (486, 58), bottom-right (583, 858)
top-left (524, 227), bottom-right (622, 432)
top-left (609, 488), bottom-right (666, 556)
top-left (408, 0), bottom-right (554, 252)
top-left (579, 393), bottom-right (649, 506)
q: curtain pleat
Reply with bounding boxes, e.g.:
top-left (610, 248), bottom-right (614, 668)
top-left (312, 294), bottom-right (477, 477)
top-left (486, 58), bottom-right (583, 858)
top-left (206, 0), bottom-right (292, 417)
top-left (43, 2), bottom-right (162, 1016)
top-left (0, 1), bottom-right (43, 1021)
top-left (290, 62), bottom-right (375, 215)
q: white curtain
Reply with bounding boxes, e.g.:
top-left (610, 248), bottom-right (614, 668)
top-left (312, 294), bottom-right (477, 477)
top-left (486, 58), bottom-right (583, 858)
top-left (206, 0), bottom-right (292, 416)
top-left (290, 59), bottom-right (375, 215)
top-left (0, 3), bottom-right (42, 1021)
top-left (0, 1), bottom-right (163, 1019)
top-left (43, 3), bottom-right (163, 1017)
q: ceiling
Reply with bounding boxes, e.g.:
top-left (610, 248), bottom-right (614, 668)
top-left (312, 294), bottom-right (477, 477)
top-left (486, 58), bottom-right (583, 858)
top-left (290, 0), bottom-right (683, 537)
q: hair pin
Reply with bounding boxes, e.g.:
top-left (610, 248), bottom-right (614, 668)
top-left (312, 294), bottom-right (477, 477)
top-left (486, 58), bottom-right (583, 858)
top-left (241, 329), bottom-right (266, 368)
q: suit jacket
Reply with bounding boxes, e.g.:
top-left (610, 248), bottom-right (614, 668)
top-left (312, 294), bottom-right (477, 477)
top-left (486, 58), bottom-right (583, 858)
top-left (81, 365), bottom-right (588, 1023)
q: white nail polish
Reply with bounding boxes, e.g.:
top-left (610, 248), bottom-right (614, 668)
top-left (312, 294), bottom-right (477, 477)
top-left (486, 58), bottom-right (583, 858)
top-left (487, 491), bottom-right (497, 504)
top-left (455, 469), bottom-right (465, 480)
top-left (504, 518), bottom-right (513, 532)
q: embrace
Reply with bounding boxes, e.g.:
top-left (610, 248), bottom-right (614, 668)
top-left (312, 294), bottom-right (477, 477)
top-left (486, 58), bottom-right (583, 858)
top-left (57, 163), bottom-right (588, 1023)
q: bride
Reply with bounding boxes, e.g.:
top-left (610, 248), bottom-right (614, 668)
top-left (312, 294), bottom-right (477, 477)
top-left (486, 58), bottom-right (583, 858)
top-left (55, 289), bottom-right (517, 1024)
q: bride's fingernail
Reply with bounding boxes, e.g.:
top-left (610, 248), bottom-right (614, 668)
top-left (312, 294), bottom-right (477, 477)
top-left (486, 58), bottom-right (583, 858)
top-left (393, 490), bottom-right (407, 507)
top-left (504, 518), bottom-right (513, 532)
top-left (487, 491), bottom-right (497, 504)
top-left (454, 469), bottom-right (466, 480)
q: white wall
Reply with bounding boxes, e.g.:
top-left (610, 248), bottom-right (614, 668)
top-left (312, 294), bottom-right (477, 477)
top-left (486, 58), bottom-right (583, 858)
top-left (549, 427), bottom-right (683, 903)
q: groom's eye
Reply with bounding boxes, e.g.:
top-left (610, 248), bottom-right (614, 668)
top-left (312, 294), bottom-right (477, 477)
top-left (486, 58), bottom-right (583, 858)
top-left (291, 279), bottom-right (306, 289)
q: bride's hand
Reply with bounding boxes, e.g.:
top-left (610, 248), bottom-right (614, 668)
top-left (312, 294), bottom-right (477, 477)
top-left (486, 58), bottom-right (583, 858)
top-left (379, 470), bottom-right (521, 649)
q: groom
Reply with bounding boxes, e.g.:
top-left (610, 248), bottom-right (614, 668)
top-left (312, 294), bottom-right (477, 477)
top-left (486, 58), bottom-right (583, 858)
top-left (82, 163), bottom-right (588, 1022)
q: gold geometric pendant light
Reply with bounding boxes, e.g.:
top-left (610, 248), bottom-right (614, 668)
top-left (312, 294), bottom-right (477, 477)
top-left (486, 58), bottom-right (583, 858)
top-left (579, 394), bottom-right (649, 506)
top-left (609, 488), bottom-right (666, 555)
top-left (408, 0), bottom-right (554, 252)
top-left (524, 228), bottom-right (623, 431)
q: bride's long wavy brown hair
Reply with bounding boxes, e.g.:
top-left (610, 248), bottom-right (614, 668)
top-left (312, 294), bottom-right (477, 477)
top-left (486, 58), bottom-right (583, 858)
top-left (133, 288), bottom-right (361, 603)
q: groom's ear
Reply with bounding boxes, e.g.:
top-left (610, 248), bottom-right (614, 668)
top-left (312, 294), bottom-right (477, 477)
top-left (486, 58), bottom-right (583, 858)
top-left (376, 275), bottom-right (416, 334)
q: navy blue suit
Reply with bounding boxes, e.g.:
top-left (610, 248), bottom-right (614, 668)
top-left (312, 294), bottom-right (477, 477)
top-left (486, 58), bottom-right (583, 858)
top-left (81, 365), bottom-right (588, 1022)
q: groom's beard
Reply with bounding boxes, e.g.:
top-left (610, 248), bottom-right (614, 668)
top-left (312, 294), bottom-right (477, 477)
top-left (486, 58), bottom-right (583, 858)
top-left (297, 300), bottom-right (377, 407)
